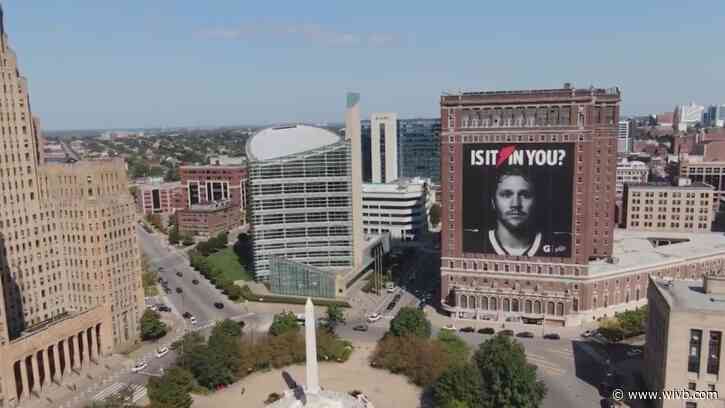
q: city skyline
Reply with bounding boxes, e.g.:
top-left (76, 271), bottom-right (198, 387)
top-left (5, 1), bottom-right (725, 130)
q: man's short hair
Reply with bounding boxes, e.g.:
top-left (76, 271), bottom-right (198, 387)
top-left (492, 165), bottom-right (535, 192)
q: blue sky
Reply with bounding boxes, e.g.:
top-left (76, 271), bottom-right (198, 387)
top-left (4, 1), bottom-right (725, 130)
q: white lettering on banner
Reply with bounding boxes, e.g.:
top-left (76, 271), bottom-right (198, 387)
top-left (469, 148), bottom-right (567, 167)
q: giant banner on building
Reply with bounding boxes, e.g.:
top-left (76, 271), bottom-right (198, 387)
top-left (462, 143), bottom-right (574, 257)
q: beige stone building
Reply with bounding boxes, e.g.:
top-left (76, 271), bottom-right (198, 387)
top-left (0, 8), bottom-right (143, 407)
top-left (623, 182), bottom-right (714, 233)
top-left (646, 275), bottom-right (725, 408)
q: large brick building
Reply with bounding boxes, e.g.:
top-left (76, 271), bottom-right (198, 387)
top-left (135, 180), bottom-right (184, 215)
top-left (177, 164), bottom-right (248, 237)
top-left (0, 9), bottom-right (143, 406)
top-left (623, 182), bottom-right (714, 233)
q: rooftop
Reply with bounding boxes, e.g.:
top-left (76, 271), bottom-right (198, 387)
top-left (362, 178), bottom-right (429, 194)
top-left (246, 125), bottom-right (342, 161)
top-left (588, 230), bottom-right (725, 277)
top-left (652, 277), bottom-right (725, 314)
top-left (627, 182), bottom-right (713, 190)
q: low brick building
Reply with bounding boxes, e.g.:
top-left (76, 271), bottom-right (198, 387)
top-left (623, 182), bottom-right (714, 233)
top-left (177, 201), bottom-right (240, 238)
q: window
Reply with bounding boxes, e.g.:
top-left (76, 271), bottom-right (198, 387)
top-left (708, 331), bottom-right (721, 375)
top-left (690, 329), bottom-right (703, 373)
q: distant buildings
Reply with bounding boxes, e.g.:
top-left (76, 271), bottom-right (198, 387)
top-left (177, 164), bottom-right (247, 237)
top-left (680, 162), bottom-right (725, 210)
top-left (135, 180), bottom-right (184, 215)
top-left (371, 113), bottom-right (398, 183)
top-left (246, 125), bottom-right (354, 280)
top-left (646, 275), bottom-right (725, 408)
top-left (656, 112), bottom-right (674, 128)
top-left (618, 120), bottom-right (632, 153)
top-left (362, 178), bottom-right (429, 244)
top-left (705, 105), bottom-right (725, 128)
top-left (209, 155), bottom-right (246, 166)
top-left (623, 182), bottom-right (714, 233)
top-left (616, 159), bottom-right (650, 200)
top-left (674, 103), bottom-right (705, 132)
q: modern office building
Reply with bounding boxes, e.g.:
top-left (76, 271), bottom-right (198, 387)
top-left (618, 119), bottom-right (631, 153)
top-left (268, 257), bottom-right (345, 299)
top-left (246, 125), bottom-right (354, 280)
top-left (135, 180), bottom-right (184, 215)
top-left (623, 182), bottom-right (714, 233)
top-left (0, 9), bottom-right (144, 403)
top-left (177, 163), bottom-right (247, 236)
top-left (675, 103), bottom-right (705, 132)
top-left (646, 275), bottom-right (725, 408)
top-left (616, 159), bottom-right (650, 200)
top-left (398, 118), bottom-right (441, 182)
top-left (705, 105), bottom-right (725, 128)
top-left (362, 178), bottom-right (429, 243)
top-left (370, 113), bottom-right (398, 183)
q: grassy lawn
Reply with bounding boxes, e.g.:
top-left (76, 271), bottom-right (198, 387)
top-left (206, 247), bottom-right (252, 282)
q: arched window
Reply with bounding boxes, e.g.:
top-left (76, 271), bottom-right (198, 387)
top-left (547, 302), bottom-right (555, 315)
top-left (503, 298), bottom-right (510, 312)
top-left (512, 299), bottom-right (520, 312)
top-left (625, 291), bottom-right (630, 303)
top-left (525, 300), bottom-right (532, 314)
top-left (481, 297), bottom-right (489, 310)
top-left (635, 287), bottom-right (640, 299)
top-left (470, 296), bottom-right (477, 310)
top-left (490, 298), bottom-right (498, 311)
top-left (573, 298), bottom-right (579, 312)
top-left (534, 301), bottom-right (542, 314)
top-left (556, 302), bottom-right (564, 316)
top-left (593, 297), bottom-right (598, 308)
top-left (460, 295), bottom-right (468, 309)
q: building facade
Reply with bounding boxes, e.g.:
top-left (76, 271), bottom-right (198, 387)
top-left (177, 164), bottom-right (247, 236)
top-left (618, 119), bottom-right (631, 154)
top-left (135, 180), bottom-right (183, 215)
top-left (616, 159), bottom-right (650, 200)
top-left (246, 125), bottom-right (354, 280)
top-left (623, 183), bottom-right (714, 233)
top-left (680, 161), bottom-right (725, 210)
top-left (705, 105), bottom-right (725, 128)
top-left (370, 113), bottom-right (398, 184)
top-left (362, 178), bottom-right (428, 243)
top-left (675, 103), bottom-right (705, 132)
top-left (0, 9), bottom-right (143, 405)
top-left (646, 275), bottom-right (725, 408)
top-left (398, 118), bottom-right (441, 183)
top-left (440, 85), bottom-right (623, 325)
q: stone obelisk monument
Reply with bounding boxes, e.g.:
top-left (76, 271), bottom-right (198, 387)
top-left (305, 297), bottom-right (321, 395)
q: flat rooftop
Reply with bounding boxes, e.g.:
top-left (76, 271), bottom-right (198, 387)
top-left (246, 124), bottom-right (342, 161)
top-left (652, 278), bottom-right (725, 314)
top-left (627, 182), bottom-right (713, 190)
top-left (588, 230), bottom-right (725, 277)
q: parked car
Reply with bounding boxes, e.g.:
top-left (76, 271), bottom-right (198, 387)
top-left (214, 302), bottom-right (224, 309)
top-left (163, 287), bottom-right (171, 294)
top-left (175, 287), bottom-right (183, 294)
top-left (581, 330), bottom-right (594, 338)
top-left (146, 304), bottom-right (158, 312)
top-left (190, 316), bottom-right (197, 325)
top-left (157, 304), bottom-right (171, 312)
top-left (176, 271), bottom-right (183, 277)
top-left (516, 331), bottom-right (535, 338)
top-left (156, 346), bottom-right (169, 358)
top-left (386, 286), bottom-right (398, 293)
top-left (366, 313), bottom-right (382, 323)
top-left (626, 348), bottom-right (643, 357)
top-left (192, 279), bottom-right (199, 285)
top-left (441, 324), bottom-right (457, 331)
top-left (131, 360), bottom-right (148, 373)
top-left (353, 324), bottom-right (369, 332)
top-left (543, 333), bottom-right (561, 340)
top-left (499, 329), bottom-right (514, 336)
top-left (459, 327), bottom-right (475, 333)
top-left (157, 277), bottom-right (163, 283)
top-left (386, 302), bottom-right (396, 311)
top-left (393, 294), bottom-right (402, 302)
top-left (478, 327), bottom-right (495, 334)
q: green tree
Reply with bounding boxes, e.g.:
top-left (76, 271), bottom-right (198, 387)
top-left (269, 312), bottom-right (300, 336)
top-left (208, 325), bottom-right (242, 377)
top-left (141, 268), bottom-right (159, 297)
top-left (436, 330), bottom-right (470, 366)
top-left (325, 304), bottom-right (346, 330)
top-left (429, 203), bottom-right (441, 226)
top-left (147, 367), bottom-right (193, 408)
top-left (433, 364), bottom-right (482, 407)
top-left (389, 307), bottom-right (431, 339)
top-left (140, 310), bottom-right (168, 341)
top-left (473, 335), bottom-right (547, 408)
top-left (181, 233), bottom-right (195, 246)
top-left (189, 345), bottom-right (235, 389)
top-left (212, 319), bottom-right (242, 338)
top-left (168, 224), bottom-right (180, 245)
top-left (173, 332), bottom-right (206, 370)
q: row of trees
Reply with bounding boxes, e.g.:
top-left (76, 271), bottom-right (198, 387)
top-left (140, 310), bottom-right (168, 341)
top-left (188, 249), bottom-right (243, 301)
top-left (371, 307), bottom-right (547, 408)
top-left (194, 232), bottom-right (229, 257)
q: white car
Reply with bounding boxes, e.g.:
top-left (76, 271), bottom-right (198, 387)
top-left (582, 330), bottom-right (593, 338)
top-left (441, 324), bottom-right (457, 331)
top-left (156, 346), bottom-right (169, 358)
top-left (366, 313), bottom-right (382, 323)
top-left (386, 286), bottom-right (398, 293)
top-left (190, 316), bottom-right (197, 325)
top-left (131, 360), bottom-right (148, 373)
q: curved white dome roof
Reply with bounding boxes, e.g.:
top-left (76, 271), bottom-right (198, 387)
top-left (246, 125), bottom-right (342, 161)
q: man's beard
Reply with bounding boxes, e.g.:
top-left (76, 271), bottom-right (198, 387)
top-left (500, 217), bottom-right (531, 235)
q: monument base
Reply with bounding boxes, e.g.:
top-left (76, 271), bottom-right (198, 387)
top-left (269, 389), bottom-right (367, 408)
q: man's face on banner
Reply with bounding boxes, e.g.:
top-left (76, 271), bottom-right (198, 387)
top-left (492, 174), bottom-right (535, 232)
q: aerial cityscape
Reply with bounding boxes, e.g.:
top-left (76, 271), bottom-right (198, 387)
top-left (1, 2), bottom-right (725, 408)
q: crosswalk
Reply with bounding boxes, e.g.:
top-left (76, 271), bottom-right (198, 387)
top-left (93, 383), bottom-right (147, 403)
top-left (526, 347), bottom-right (574, 377)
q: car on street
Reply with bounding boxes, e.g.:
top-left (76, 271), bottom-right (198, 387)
top-left (353, 324), bottom-right (369, 332)
top-left (543, 333), bottom-right (561, 340)
top-left (157, 304), bottom-right (171, 312)
top-left (131, 360), bottom-right (148, 373)
top-left (182, 312), bottom-right (192, 319)
top-left (441, 324), bottom-right (457, 331)
top-left (157, 277), bottom-right (163, 283)
top-left (176, 271), bottom-right (183, 277)
top-left (386, 302), bottom-right (396, 311)
top-left (478, 327), bottom-right (495, 334)
top-left (163, 287), bottom-right (171, 294)
top-left (190, 316), bottom-right (197, 325)
top-left (499, 329), bottom-right (514, 336)
top-left (366, 313), bottom-right (382, 323)
top-left (582, 329), bottom-right (594, 338)
top-left (192, 279), bottom-right (199, 285)
top-left (459, 327), bottom-right (475, 333)
top-left (626, 348), bottom-right (643, 357)
top-left (156, 346), bottom-right (169, 358)
top-left (393, 293), bottom-right (402, 302)
top-left (146, 304), bottom-right (158, 312)
top-left (386, 286), bottom-right (398, 293)
top-left (516, 331), bottom-right (535, 338)
top-left (176, 287), bottom-right (183, 294)
top-left (214, 302), bottom-right (224, 309)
